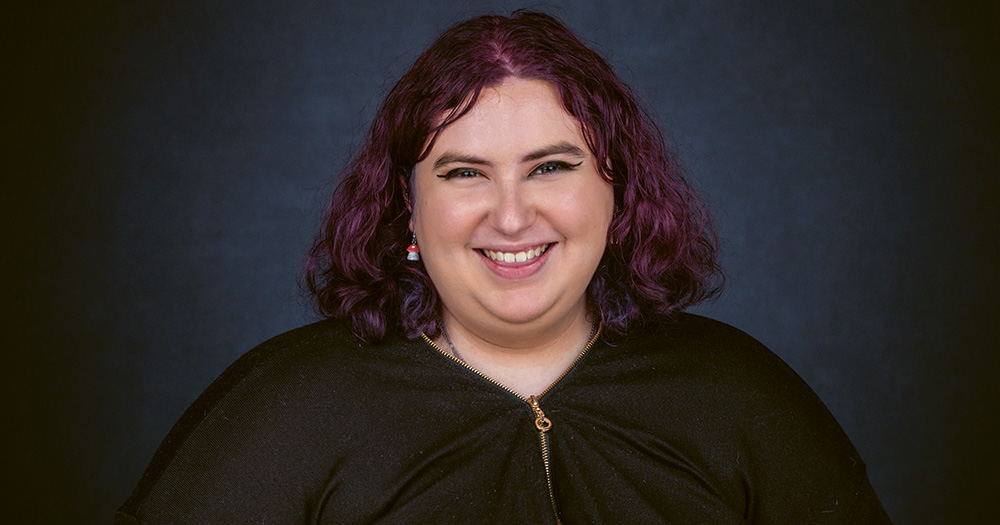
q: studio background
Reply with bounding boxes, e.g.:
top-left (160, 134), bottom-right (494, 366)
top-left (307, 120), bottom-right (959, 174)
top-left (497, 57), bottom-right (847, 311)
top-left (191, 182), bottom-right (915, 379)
top-left (8, 1), bottom-right (997, 523)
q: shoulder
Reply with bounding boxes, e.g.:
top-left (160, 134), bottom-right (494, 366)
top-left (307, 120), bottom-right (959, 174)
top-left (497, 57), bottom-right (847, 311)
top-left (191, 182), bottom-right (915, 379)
top-left (597, 313), bottom-right (860, 468)
top-left (118, 321), bottom-right (422, 522)
top-left (626, 314), bottom-right (887, 521)
top-left (202, 319), bottom-right (420, 398)
top-left (620, 313), bottom-right (825, 415)
top-left (155, 319), bottom-right (421, 446)
top-left (229, 318), bottom-right (368, 375)
top-left (165, 320), bottom-right (362, 417)
top-left (635, 312), bottom-right (764, 350)
top-left (587, 314), bottom-right (889, 522)
top-left (617, 313), bottom-right (785, 380)
top-left (578, 313), bottom-right (820, 428)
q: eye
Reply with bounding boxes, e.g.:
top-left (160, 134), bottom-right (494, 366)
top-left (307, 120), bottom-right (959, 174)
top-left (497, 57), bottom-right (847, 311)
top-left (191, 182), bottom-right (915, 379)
top-left (530, 160), bottom-right (583, 176)
top-left (436, 168), bottom-right (484, 180)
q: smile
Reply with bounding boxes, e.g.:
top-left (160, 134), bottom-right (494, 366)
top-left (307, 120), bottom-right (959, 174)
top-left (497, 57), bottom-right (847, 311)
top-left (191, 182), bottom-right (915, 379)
top-left (480, 244), bottom-right (551, 264)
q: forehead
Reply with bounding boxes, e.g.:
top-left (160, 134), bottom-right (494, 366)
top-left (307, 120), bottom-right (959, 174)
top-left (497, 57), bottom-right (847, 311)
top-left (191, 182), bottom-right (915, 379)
top-left (425, 78), bottom-right (588, 160)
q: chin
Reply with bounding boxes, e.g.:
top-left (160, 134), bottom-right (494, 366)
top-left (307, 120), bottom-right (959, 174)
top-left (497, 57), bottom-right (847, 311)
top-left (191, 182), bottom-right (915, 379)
top-left (483, 306), bottom-right (548, 325)
top-left (481, 293), bottom-right (573, 327)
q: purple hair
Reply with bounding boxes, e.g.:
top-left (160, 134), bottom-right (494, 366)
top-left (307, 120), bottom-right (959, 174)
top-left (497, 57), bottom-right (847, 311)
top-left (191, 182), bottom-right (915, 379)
top-left (305, 10), bottom-right (722, 343)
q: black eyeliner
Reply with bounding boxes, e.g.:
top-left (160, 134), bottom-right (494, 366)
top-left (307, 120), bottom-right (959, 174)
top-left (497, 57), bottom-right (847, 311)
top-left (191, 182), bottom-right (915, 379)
top-left (533, 160), bottom-right (583, 174)
top-left (436, 167), bottom-right (482, 179)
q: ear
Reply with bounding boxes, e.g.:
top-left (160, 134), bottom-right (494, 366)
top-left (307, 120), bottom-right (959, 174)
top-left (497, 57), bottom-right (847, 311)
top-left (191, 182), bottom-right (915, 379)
top-left (407, 191), bottom-right (415, 231)
top-left (403, 169), bottom-right (416, 227)
top-left (401, 170), bottom-right (414, 214)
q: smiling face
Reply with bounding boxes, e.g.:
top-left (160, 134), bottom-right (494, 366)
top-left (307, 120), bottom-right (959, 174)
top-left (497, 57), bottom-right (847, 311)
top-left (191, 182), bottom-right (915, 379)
top-left (410, 77), bottom-right (615, 344)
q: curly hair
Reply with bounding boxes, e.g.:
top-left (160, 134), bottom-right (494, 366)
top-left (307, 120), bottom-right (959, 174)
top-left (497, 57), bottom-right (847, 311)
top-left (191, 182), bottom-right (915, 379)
top-left (305, 10), bottom-right (721, 343)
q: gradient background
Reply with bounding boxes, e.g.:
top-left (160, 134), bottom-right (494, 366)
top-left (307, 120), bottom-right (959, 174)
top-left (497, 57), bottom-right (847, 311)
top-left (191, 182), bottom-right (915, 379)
top-left (9, 1), bottom-right (997, 523)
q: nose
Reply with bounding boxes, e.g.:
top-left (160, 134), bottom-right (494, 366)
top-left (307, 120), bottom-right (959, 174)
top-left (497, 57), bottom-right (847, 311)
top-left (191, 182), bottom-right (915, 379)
top-left (490, 180), bottom-right (536, 236)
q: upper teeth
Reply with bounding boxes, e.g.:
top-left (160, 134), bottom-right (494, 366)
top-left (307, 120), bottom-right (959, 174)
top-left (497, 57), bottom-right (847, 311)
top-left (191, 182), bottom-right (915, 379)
top-left (485, 245), bottom-right (547, 263)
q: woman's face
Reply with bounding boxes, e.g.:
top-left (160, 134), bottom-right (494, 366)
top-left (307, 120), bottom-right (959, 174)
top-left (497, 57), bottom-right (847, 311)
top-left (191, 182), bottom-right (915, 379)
top-left (411, 77), bottom-right (614, 341)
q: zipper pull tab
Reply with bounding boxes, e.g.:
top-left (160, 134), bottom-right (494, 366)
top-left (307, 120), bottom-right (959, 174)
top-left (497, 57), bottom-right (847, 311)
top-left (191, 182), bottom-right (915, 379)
top-left (528, 395), bottom-right (552, 432)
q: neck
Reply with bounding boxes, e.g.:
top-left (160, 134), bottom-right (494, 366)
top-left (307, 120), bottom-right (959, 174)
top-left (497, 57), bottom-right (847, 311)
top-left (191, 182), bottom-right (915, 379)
top-left (436, 306), bottom-right (596, 398)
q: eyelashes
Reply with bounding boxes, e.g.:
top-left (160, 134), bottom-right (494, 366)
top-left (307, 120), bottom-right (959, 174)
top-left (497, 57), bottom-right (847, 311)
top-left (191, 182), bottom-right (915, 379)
top-left (436, 160), bottom-right (583, 180)
top-left (531, 160), bottom-right (583, 176)
top-left (436, 168), bottom-right (482, 180)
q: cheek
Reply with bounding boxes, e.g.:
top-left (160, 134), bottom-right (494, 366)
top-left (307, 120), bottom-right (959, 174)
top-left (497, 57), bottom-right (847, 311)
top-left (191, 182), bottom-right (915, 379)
top-left (594, 184), bottom-right (616, 220)
top-left (558, 183), bottom-right (615, 232)
top-left (414, 196), bottom-right (479, 247)
top-left (410, 176), bottom-right (443, 238)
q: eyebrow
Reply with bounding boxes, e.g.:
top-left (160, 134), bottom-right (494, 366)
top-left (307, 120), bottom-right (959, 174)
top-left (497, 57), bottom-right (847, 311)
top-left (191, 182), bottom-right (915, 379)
top-left (432, 142), bottom-right (587, 170)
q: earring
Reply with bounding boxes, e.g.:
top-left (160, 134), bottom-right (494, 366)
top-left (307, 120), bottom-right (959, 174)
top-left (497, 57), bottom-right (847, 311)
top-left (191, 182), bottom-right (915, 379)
top-left (406, 235), bottom-right (420, 261)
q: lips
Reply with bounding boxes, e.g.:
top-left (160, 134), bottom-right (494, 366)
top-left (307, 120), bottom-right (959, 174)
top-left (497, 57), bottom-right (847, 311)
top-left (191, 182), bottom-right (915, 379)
top-left (480, 244), bottom-right (551, 264)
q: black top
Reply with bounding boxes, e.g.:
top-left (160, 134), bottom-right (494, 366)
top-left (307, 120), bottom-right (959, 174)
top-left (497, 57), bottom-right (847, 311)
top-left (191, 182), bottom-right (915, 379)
top-left (117, 314), bottom-right (890, 524)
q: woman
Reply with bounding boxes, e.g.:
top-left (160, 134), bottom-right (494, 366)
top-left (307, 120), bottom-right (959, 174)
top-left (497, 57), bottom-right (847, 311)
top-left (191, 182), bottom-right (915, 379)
top-left (118, 11), bottom-right (890, 524)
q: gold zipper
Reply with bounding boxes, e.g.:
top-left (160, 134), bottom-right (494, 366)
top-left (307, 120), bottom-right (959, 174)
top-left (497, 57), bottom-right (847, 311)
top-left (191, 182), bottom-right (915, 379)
top-left (529, 395), bottom-right (559, 522)
top-left (420, 325), bottom-right (602, 524)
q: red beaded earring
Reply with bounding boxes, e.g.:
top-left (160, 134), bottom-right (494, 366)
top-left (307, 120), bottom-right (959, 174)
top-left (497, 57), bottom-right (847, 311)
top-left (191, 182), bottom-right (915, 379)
top-left (406, 235), bottom-right (420, 261)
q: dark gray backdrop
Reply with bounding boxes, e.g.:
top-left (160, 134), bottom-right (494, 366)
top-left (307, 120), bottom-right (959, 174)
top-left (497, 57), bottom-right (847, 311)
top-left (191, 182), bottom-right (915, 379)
top-left (9, 1), bottom-right (997, 523)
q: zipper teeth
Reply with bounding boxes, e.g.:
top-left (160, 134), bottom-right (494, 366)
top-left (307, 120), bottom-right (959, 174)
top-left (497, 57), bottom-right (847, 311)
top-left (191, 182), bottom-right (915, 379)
top-left (538, 324), bottom-right (602, 398)
top-left (420, 325), bottom-right (601, 525)
top-left (419, 324), bottom-right (602, 402)
top-left (538, 431), bottom-right (561, 524)
top-left (420, 334), bottom-right (527, 400)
